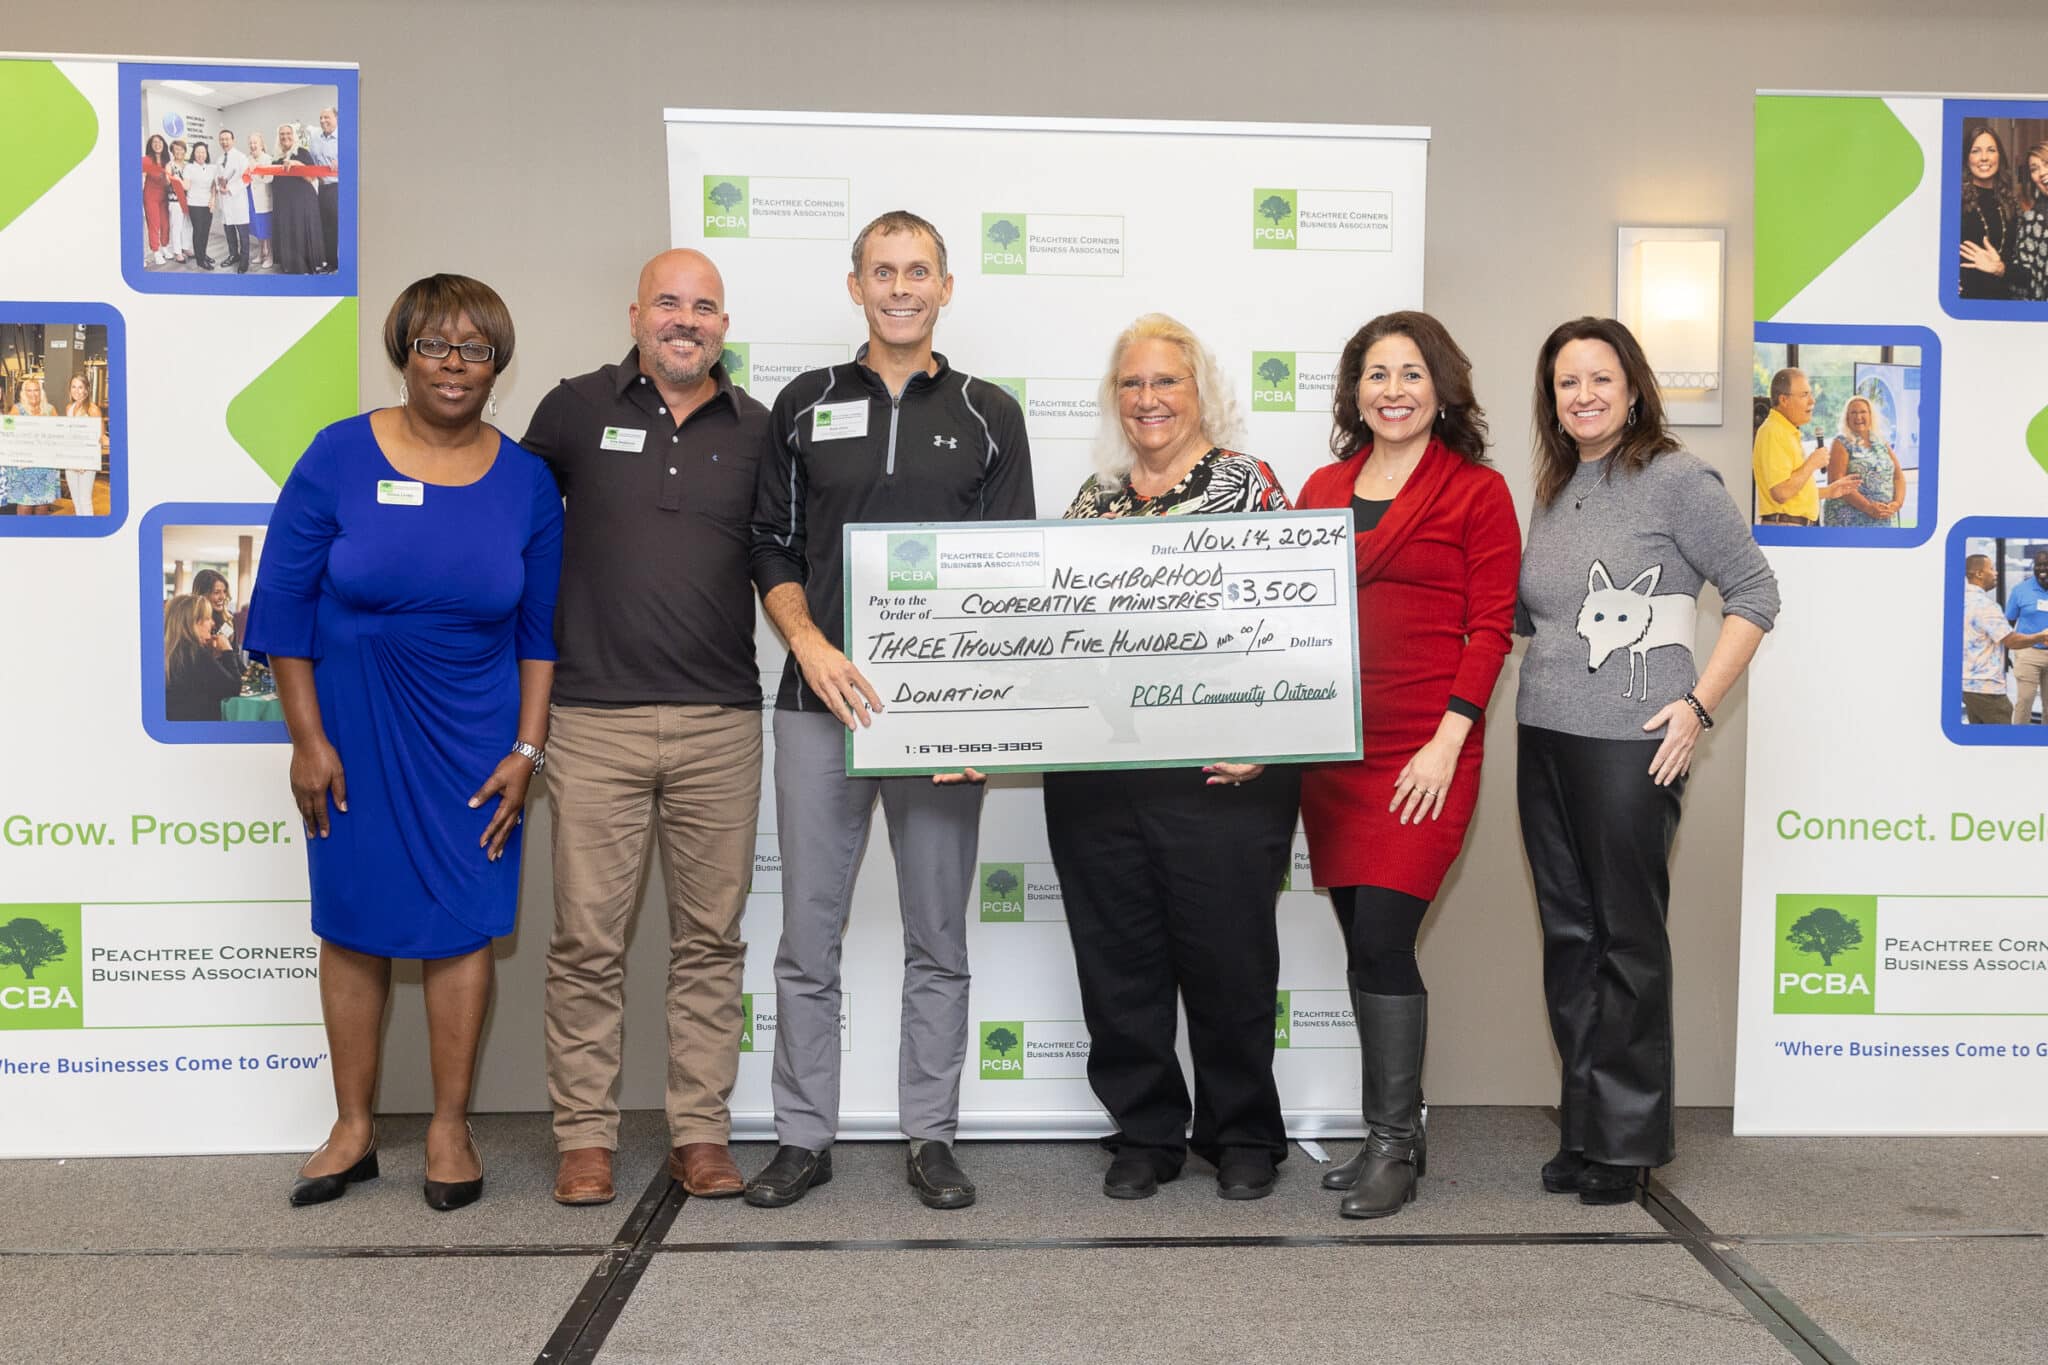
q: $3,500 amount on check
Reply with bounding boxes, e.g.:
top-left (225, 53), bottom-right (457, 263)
top-left (841, 511), bottom-right (1362, 775)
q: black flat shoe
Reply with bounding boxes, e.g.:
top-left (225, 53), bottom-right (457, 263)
top-left (1576, 1160), bottom-right (1645, 1205)
top-left (1215, 1147), bottom-right (1278, 1201)
top-left (907, 1140), bottom-right (976, 1210)
top-left (1541, 1146), bottom-right (1588, 1193)
top-left (1103, 1151), bottom-right (1170, 1200)
top-left (744, 1144), bottom-right (832, 1208)
top-left (289, 1138), bottom-right (379, 1207)
top-left (423, 1126), bottom-right (483, 1212)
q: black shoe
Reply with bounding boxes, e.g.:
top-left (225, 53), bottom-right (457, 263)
top-left (744, 1144), bottom-right (831, 1208)
top-left (1541, 1146), bottom-right (1588, 1193)
top-left (288, 1138), bottom-right (378, 1207)
top-left (1576, 1160), bottom-right (1644, 1205)
top-left (1215, 1147), bottom-right (1278, 1201)
top-left (1103, 1150), bottom-right (1170, 1200)
top-left (235, 258), bottom-right (248, 274)
top-left (422, 1126), bottom-right (483, 1211)
top-left (907, 1141), bottom-right (976, 1210)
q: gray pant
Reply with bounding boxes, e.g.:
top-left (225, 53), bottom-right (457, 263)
top-left (770, 708), bottom-right (985, 1149)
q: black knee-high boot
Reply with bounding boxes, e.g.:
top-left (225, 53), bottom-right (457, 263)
top-left (1339, 986), bottom-right (1427, 1218)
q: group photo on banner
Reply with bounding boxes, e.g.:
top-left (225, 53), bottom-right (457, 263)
top-left (2, 59), bottom-right (2046, 1234)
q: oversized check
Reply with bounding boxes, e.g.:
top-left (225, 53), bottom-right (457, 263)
top-left (842, 510), bottom-right (1362, 775)
top-left (0, 414), bottom-right (101, 470)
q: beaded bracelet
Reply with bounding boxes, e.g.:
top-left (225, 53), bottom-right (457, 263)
top-left (1681, 692), bottom-right (1714, 730)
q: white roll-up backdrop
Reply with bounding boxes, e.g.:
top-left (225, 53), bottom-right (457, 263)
top-left (665, 109), bottom-right (1429, 1136)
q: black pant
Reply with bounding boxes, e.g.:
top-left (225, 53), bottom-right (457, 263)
top-left (222, 222), bottom-right (248, 264)
top-left (188, 206), bottom-right (213, 263)
top-left (1043, 765), bottom-right (1300, 1170)
top-left (1516, 725), bottom-right (1684, 1167)
top-left (319, 186), bottom-right (339, 269)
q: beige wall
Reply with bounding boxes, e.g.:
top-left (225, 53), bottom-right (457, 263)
top-left (20, 1), bottom-right (2048, 1114)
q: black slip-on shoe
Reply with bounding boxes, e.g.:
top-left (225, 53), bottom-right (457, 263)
top-left (744, 1144), bottom-right (832, 1208)
top-left (1215, 1147), bottom-right (1278, 1201)
top-left (907, 1141), bottom-right (976, 1210)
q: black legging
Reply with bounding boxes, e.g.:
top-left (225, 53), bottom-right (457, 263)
top-left (1328, 885), bottom-right (1430, 995)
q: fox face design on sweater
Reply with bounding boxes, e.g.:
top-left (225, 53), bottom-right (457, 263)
top-left (1576, 560), bottom-right (1698, 702)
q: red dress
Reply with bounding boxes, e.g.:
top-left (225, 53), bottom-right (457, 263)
top-left (141, 154), bottom-right (169, 252)
top-left (1296, 441), bottom-right (1521, 899)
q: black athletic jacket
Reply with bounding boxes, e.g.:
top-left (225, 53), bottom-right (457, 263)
top-left (750, 348), bottom-right (1036, 712)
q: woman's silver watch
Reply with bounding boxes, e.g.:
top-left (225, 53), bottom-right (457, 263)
top-left (511, 740), bottom-right (546, 772)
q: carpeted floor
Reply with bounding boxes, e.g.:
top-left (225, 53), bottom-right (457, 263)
top-left (2, 1107), bottom-right (2043, 1364)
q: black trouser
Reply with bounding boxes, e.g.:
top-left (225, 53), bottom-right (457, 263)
top-left (319, 187), bottom-right (339, 269)
top-left (1516, 725), bottom-right (1684, 1167)
top-left (188, 206), bottom-right (213, 264)
top-left (1043, 765), bottom-right (1300, 1171)
top-left (222, 222), bottom-right (248, 264)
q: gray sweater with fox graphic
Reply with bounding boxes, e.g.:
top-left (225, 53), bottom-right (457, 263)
top-left (1515, 449), bottom-right (1780, 741)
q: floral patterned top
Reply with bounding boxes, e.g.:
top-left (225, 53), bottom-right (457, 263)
top-left (1063, 447), bottom-right (1291, 519)
top-left (2014, 207), bottom-right (2048, 303)
top-left (1964, 585), bottom-right (2015, 693)
top-left (1822, 435), bottom-right (1899, 528)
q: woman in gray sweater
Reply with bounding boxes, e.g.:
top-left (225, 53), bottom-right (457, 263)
top-left (1517, 318), bottom-right (1780, 1203)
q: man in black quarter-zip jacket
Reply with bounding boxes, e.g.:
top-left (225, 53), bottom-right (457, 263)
top-left (746, 210), bottom-right (1034, 1212)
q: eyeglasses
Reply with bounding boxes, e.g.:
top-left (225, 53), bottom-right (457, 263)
top-left (413, 337), bottom-right (496, 364)
top-left (1116, 375), bottom-right (1192, 397)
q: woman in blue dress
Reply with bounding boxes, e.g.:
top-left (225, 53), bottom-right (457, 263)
top-left (247, 275), bottom-right (562, 1211)
top-left (1822, 396), bottom-right (1905, 528)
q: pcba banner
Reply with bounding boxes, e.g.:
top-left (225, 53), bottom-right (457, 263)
top-left (1736, 91), bottom-right (2048, 1134)
top-left (0, 54), bottom-right (359, 1157)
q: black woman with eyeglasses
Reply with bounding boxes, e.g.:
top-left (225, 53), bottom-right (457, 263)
top-left (245, 275), bottom-right (562, 1213)
top-left (1043, 312), bottom-right (1301, 1203)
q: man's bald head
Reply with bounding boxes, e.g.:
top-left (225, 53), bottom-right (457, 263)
top-left (631, 249), bottom-right (729, 390)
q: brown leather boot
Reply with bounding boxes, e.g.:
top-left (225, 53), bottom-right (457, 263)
top-left (669, 1142), bottom-right (745, 1198)
top-left (553, 1147), bottom-right (615, 1206)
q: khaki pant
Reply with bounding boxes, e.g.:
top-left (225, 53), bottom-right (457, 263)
top-left (544, 704), bottom-right (761, 1150)
top-left (2013, 650), bottom-right (2048, 724)
top-left (1963, 690), bottom-right (2014, 725)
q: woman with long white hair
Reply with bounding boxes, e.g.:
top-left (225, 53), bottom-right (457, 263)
top-left (1042, 314), bottom-right (1299, 1204)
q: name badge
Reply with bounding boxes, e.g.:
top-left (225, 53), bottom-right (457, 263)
top-left (376, 479), bottom-right (424, 506)
top-left (600, 425), bottom-right (648, 453)
top-left (812, 401), bottom-right (870, 442)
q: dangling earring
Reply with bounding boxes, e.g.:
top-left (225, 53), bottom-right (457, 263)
top-left (1626, 402), bottom-right (1638, 428)
top-left (486, 388), bottom-right (498, 420)
top-left (1437, 407), bottom-right (1446, 425)
top-left (398, 379), bottom-right (407, 407)
top-left (1555, 418), bottom-right (1566, 436)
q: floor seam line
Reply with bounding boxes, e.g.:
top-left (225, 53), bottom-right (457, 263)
top-left (647, 1231), bottom-right (1683, 1254)
top-left (534, 1165), bottom-right (687, 1365)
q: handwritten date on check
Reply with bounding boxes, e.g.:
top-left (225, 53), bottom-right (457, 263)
top-left (841, 511), bottom-right (1363, 775)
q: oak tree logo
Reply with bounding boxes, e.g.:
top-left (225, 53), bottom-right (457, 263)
top-left (703, 176), bottom-right (750, 237)
top-left (980, 213), bottom-right (1028, 273)
top-left (0, 916), bottom-right (66, 980)
top-left (0, 905), bottom-right (85, 1029)
top-left (1773, 895), bottom-right (1876, 1015)
top-left (887, 533), bottom-right (938, 591)
top-left (1252, 188), bottom-right (1298, 249)
top-left (979, 1020), bottom-right (1025, 1078)
top-left (1785, 905), bottom-right (1863, 967)
top-left (1252, 351), bottom-right (1299, 412)
top-left (979, 863), bottom-right (1026, 921)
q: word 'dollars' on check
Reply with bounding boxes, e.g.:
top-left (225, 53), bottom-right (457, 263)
top-left (841, 511), bottom-right (1363, 775)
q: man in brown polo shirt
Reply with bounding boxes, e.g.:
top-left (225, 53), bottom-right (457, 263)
top-left (522, 249), bottom-right (768, 1204)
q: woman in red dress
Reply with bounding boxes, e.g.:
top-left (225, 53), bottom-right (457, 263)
top-left (141, 134), bottom-right (171, 264)
top-left (1295, 311), bottom-right (1521, 1218)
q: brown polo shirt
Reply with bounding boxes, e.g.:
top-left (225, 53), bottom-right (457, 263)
top-left (522, 348), bottom-right (767, 708)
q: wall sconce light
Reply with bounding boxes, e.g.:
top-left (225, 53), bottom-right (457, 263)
top-left (1616, 226), bottom-right (1725, 426)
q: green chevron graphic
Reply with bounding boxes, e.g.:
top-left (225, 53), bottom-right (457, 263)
top-left (1754, 97), bottom-right (1923, 321)
top-left (0, 62), bottom-right (98, 234)
top-left (225, 299), bottom-right (361, 487)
